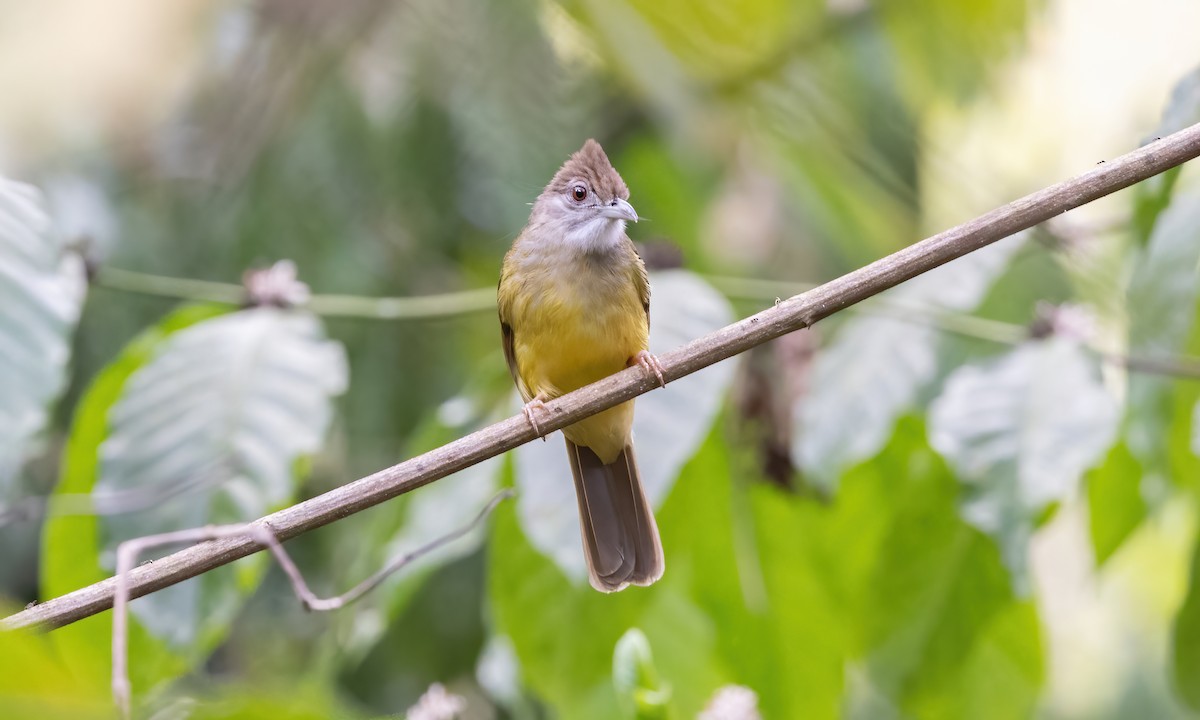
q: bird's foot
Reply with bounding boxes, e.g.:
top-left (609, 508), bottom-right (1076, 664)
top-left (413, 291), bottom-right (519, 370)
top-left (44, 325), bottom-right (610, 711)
top-left (522, 396), bottom-right (551, 441)
top-left (632, 351), bottom-right (666, 388)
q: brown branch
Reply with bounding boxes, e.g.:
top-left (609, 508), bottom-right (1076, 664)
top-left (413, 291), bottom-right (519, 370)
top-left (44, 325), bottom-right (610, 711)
top-left (109, 490), bottom-right (512, 718)
top-left (6, 122), bottom-right (1200, 633)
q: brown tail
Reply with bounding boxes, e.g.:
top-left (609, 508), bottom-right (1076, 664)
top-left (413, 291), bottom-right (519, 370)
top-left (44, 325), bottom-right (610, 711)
top-left (565, 438), bottom-right (664, 592)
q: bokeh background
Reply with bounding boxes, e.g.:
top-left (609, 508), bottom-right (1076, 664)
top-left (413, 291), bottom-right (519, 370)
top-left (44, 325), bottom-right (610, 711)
top-left (2, 0), bottom-right (1200, 718)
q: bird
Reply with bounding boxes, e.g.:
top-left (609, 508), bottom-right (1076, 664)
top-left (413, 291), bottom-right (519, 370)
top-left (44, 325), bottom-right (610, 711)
top-left (497, 139), bottom-right (665, 592)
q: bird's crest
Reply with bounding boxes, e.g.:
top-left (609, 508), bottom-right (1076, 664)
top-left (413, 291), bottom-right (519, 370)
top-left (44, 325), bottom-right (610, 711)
top-left (545, 139), bottom-right (629, 201)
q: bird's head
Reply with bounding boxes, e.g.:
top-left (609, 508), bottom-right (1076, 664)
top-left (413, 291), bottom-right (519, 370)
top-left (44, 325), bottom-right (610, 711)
top-left (530, 139), bottom-right (637, 252)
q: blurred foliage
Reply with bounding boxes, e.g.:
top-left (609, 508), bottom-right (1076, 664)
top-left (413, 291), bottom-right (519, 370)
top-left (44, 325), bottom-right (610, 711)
top-left (1, 0), bottom-right (1199, 718)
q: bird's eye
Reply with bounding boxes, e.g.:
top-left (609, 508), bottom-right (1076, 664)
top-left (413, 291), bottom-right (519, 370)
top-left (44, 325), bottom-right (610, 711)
top-left (571, 185), bottom-right (587, 202)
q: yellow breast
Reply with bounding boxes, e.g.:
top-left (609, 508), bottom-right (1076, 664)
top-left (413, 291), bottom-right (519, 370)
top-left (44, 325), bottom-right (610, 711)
top-left (512, 264), bottom-right (646, 398)
top-left (501, 248), bottom-right (648, 461)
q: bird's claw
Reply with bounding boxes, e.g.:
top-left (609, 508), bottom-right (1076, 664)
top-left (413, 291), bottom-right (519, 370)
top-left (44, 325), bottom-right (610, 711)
top-left (522, 397), bottom-right (550, 441)
top-left (634, 351), bottom-right (666, 388)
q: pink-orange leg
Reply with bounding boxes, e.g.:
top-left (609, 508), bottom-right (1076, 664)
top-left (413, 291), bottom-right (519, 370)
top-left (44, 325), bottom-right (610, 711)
top-left (521, 394), bottom-right (551, 440)
top-left (632, 350), bottom-right (667, 388)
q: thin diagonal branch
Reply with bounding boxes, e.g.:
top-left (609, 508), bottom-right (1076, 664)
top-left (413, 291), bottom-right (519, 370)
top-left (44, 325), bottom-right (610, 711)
top-left (6, 122), bottom-right (1200, 633)
top-left (109, 490), bottom-right (512, 718)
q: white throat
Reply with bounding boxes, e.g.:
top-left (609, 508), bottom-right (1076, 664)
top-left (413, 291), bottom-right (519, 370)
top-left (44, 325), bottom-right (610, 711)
top-left (562, 216), bottom-right (626, 253)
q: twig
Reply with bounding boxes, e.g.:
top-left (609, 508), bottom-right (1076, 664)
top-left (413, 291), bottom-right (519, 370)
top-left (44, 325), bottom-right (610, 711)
top-left (306, 288), bottom-right (496, 320)
top-left (95, 267), bottom-right (246, 305)
top-left (1102, 352), bottom-right (1200, 381)
top-left (6, 122), bottom-right (1200, 633)
top-left (111, 490), bottom-right (512, 717)
top-left (93, 266), bottom-right (497, 320)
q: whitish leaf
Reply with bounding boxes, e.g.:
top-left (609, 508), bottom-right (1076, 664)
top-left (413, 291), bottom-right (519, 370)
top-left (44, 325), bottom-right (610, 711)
top-left (1132, 69), bottom-right (1200, 243)
top-left (0, 178), bottom-right (87, 496)
top-left (515, 270), bottom-right (736, 582)
top-left (1155, 64), bottom-right (1200, 139)
top-left (795, 232), bottom-right (1025, 487)
top-left (1128, 193), bottom-right (1200, 355)
top-left (928, 338), bottom-right (1117, 576)
top-left (41, 304), bottom-right (228, 695)
top-left (1126, 191), bottom-right (1200, 463)
top-left (476, 635), bottom-right (522, 708)
top-left (95, 308), bottom-right (347, 649)
top-left (44, 175), bottom-right (118, 259)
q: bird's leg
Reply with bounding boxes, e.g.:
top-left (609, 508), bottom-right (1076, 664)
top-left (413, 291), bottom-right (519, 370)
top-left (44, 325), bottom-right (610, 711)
top-left (521, 394), bottom-right (552, 441)
top-left (631, 350), bottom-right (666, 388)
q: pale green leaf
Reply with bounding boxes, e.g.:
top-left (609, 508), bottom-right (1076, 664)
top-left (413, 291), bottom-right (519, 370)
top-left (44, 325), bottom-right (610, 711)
top-left (1132, 68), bottom-right (1200, 242)
top-left (0, 177), bottom-right (86, 494)
top-left (613, 628), bottom-right (670, 719)
top-left (796, 233), bottom-right (1025, 487)
top-left (1128, 192), bottom-right (1200, 356)
top-left (476, 635), bottom-right (522, 708)
top-left (95, 308), bottom-right (347, 651)
top-left (928, 338), bottom-right (1118, 576)
top-left (1155, 64), bottom-right (1200, 140)
top-left (41, 304), bottom-right (227, 697)
top-left (1126, 190), bottom-right (1200, 466)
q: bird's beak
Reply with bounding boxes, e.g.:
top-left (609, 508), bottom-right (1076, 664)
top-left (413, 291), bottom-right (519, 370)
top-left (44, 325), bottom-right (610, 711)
top-left (600, 198), bottom-right (638, 223)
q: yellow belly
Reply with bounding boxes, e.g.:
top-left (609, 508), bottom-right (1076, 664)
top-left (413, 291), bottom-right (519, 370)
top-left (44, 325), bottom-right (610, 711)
top-left (512, 273), bottom-right (647, 462)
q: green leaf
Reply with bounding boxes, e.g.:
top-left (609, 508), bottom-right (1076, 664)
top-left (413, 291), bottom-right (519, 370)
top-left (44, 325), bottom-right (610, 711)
top-left (1172, 532), bottom-right (1200, 711)
top-left (1126, 190), bottom-right (1200, 469)
top-left (848, 422), bottom-right (1015, 705)
top-left (1132, 166), bottom-right (1181, 247)
top-left (40, 305), bottom-right (346, 701)
top-left (182, 686), bottom-right (363, 720)
top-left (928, 338), bottom-right (1118, 578)
top-left (492, 426), bottom-right (739, 720)
top-left (879, 0), bottom-right (1031, 103)
top-left (0, 177), bottom-right (87, 495)
top-left (796, 233), bottom-right (1025, 488)
top-left (795, 317), bottom-right (938, 488)
top-left (613, 629), bottom-right (671, 719)
top-left (514, 270), bottom-right (735, 580)
top-left (744, 495), bottom-right (848, 720)
top-left (1154, 64), bottom-right (1200, 140)
top-left (0, 614), bottom-right (111, 719)
top-left (1134, 61), bottom-right (1200, 247)
top-left (580, 0), bottom-right (818, 84)
top-left (1165, 286), bottom-right (1200, 488)
top-left (907, 601), bottom-right (1043, 720)
top-left (96, 308), bottom-right (346, 649)
top-left (42, 303), bottom-right (227, 696)
top-left (1086, 443), bottom-right (1146, 565)
top-left (1128, 191), bottom-right (1200, 357)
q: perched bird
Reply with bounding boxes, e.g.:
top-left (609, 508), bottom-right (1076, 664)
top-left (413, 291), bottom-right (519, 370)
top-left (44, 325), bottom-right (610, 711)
top-left (498, 139), bottom-right (665, 592)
